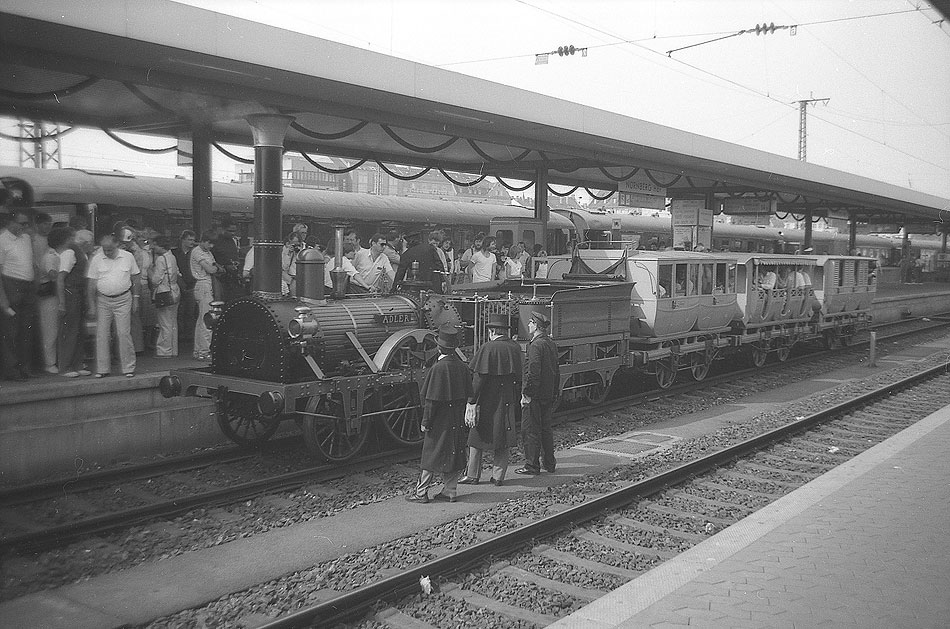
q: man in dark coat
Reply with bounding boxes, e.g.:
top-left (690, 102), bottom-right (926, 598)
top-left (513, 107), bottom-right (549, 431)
top-left (212, 218), bottom-right (244, 301)
top-left (459, 313), bottom-right (522, 486)
top-left (407, 326), bottom-right (472, 504)
top-left (392, 229), bottom-right (446, 293)
top-left (517, 311), bottom-right (560, 475)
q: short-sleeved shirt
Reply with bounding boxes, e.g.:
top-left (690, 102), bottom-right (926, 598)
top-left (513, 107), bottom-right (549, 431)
top-left (86, 249), bottom-right (139, 296)
top-left (191, 246), bottom-right (216, 282)
top-left (471, 250), bottom-right (495, 283)
top-left (358, 252), bottom-right (395, 289)
top-left (59, 248), bottom-right (78, 275)
top-left (40, 249), bottom-right (60, 284)
top-left (0, 230), bottom-right (35, 281)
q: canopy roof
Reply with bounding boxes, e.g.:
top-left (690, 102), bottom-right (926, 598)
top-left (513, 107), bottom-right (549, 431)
top-left (1, 0), bottom-right (947, 226)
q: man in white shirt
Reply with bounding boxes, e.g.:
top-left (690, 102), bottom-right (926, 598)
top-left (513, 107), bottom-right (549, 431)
top-left (357, 233), bottom-right (395, 292)
top-left (0, 211), bottom-right (37, 380)
top-left (86, 234), bottom-right (140, 377)
top-left (468, 236), bottom-right (498, 283)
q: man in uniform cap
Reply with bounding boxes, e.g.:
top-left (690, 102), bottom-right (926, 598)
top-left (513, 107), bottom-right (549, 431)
top-left (517, 310), bottom-right (560, 475)
top-left (407, 326), bottom-right (472, 503)
top-left (392, 230), bottom-right (445, 293)
top-left (459, 313), bottom-right (522, 486)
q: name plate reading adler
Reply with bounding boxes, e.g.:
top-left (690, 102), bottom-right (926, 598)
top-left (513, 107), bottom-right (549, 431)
top-left (375, 312), bottom-right (415, 325)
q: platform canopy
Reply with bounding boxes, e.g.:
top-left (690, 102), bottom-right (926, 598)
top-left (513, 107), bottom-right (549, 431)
top-left (1, 0), bottom-right (948, 228)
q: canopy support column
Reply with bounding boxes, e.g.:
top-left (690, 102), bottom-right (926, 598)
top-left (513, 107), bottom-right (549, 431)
top-left (191, 124), bottom-right (213, 236)
top-left (848, 211), bottom-right (857, 256)
top-left (534, 168), bottom-right (549, 251)
top-left (802, 210), bottom-right (813, 252)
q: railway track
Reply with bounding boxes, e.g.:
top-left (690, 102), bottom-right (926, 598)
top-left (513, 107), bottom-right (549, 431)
top-left (253, 358), bottom-right (950, 628)
top-left (1, 318), bottom-right (947, 557)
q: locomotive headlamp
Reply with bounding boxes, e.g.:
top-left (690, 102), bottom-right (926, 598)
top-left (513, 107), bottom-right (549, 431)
top-left (288, 306), bottom-right (319, 340)
top-left (159, 375), bottom-right (182, 398)
top-left (204, 300), bottom-right (226, 330)
top-left (257, 390), bottom-right (285, 417)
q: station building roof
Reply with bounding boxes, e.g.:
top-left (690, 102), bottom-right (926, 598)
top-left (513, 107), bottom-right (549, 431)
top-left (1, 0), bottom-right (947, 229)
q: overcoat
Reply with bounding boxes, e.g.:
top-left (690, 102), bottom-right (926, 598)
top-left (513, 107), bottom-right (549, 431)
top-left (524, 333), bottom-right (560, 402)
top-left (419, 353), bottom-right (472, 473)
top-left (467, 337), bottom-right (522, 450)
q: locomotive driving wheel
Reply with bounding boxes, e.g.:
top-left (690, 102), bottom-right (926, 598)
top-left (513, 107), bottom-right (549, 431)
top-left (215, 392), bottom-right (281, 448)
top-left (300, 393), bottom-right (372, 463)
top-left (373, 329), bottom-right (439, 446)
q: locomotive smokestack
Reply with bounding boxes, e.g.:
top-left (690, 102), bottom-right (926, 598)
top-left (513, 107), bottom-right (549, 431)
top-left (246, 113), bottom-right (294, 298)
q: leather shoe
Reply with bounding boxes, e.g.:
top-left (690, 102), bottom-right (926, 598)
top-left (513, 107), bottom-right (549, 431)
top-left (542, 467), bottom-right (556, 473)
top-left (515, 467), bottom-right (540, 475)
top-left (405, 493), bottom-right (429, 504)
top-left (458, 476), bottom-right (480, 485)
top-left (489, 477), bottom-right (504, 486)
top-left (431, 492), bottom-right (457, 503)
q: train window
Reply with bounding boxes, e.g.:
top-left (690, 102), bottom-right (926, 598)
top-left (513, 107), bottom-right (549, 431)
top-left (522, 229), bottom-right (536, 250)
top-left (658, 264), bottom-right (673, 298)
top-left (495, 229), bottom-right (513, 249)
top-left (700, 263), bottom-right (714, 295)
top-left (714, 263), bottom-right (728, 293)
top-left (688, 264), bottom-right (699, 296)
top-left (673, 264), bottom-right (688, 297)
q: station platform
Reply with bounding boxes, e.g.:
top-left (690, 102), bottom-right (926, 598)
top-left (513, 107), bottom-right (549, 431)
top-left (1, 281), bottom-right (948, 484)
top-left (552, 403), bottom-right (950, 628)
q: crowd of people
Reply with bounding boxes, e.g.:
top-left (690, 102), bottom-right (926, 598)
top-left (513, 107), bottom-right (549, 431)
top-left (408, 310), bottom-right (560, 503)
top-left (1, 215), bottom-right (551, 382)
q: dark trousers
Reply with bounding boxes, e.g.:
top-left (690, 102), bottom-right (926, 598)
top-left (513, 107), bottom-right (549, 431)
top-left (1, 276), bottom-right (37, 376)
top-left (58, 286), bottom-right (85, 373)
top-left (177, 286), bottom-right (197, 342)
top-left (521, 399), bottom-right (556, 473)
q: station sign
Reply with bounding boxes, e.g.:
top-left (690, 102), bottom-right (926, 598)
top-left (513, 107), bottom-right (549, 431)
top-left (722, 197), bottom-right (776, 215)
top-left (866, 223), bottom-right (901, 234)
top-left (671, 199), bottom-right (711, 227)
top-left (903, 222), bottom-right (939, 235)
top-left (618, 172), bottom-right (667, 197)
top-left (617, 191), bottom-right (666, 210)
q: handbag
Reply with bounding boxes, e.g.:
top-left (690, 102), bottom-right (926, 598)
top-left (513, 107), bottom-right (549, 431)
top-left (152, 254), bottom-right (180, 308)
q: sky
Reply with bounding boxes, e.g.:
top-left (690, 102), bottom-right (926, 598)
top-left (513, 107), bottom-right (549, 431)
top-left (1, 0), bottom-right (948, 200)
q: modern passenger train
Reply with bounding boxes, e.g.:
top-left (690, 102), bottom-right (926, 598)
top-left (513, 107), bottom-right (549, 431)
top-left (1, 166), bottom-right (938, 268)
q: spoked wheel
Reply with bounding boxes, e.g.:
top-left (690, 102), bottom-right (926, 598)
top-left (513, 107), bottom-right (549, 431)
top-left (375, 384), bottom-right (423, 445)
top-left (216, 392), bottom-right (281, 447)
top-left (580, 372), bottom-right (610, 405)
top-left (751, 344), bottom-right (768, 368)
top-left (775, 343), bottom-right (791, 362)
top-left (300, 393), bottom-right (372, 463)
top-left (655, 359), bottom-right (676, 389)
top-left (689, 353), bottom-right (711, 381)
top-left (374, 330), bottom-right (438, 445)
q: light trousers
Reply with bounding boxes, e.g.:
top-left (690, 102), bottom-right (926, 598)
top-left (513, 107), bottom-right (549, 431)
top-left (37, 293), bottom-right (59, 369)
top-left (155, 302), bottom-right (179, 357)
top-left (95, 292), bottom-right (135, 375)
top-left (193, 280), bottom-right (213, 357)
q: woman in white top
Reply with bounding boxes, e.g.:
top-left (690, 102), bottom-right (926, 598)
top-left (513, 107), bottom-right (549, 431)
top-left (149, 236), bottom-right (181, 357)
top-left (504, 243), bottom-right (524, 280)
top-left (37, 237), bottom-right (61, 373)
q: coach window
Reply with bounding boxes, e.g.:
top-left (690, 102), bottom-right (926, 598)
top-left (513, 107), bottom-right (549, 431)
top-left (714, 263), bottom-right (726, 293)
top-left (522, 229), bottom-right (536, 251)
top-left (689, 264), bottom-right (700, 296)
top-left (495, 230), bottom-right (513, 249)
top-left (674, 264), bottom-right (688, 296)
top-left (700, 263), bottom-right (714, 295)
top-left (657, 264), bottom-right (673, 298)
